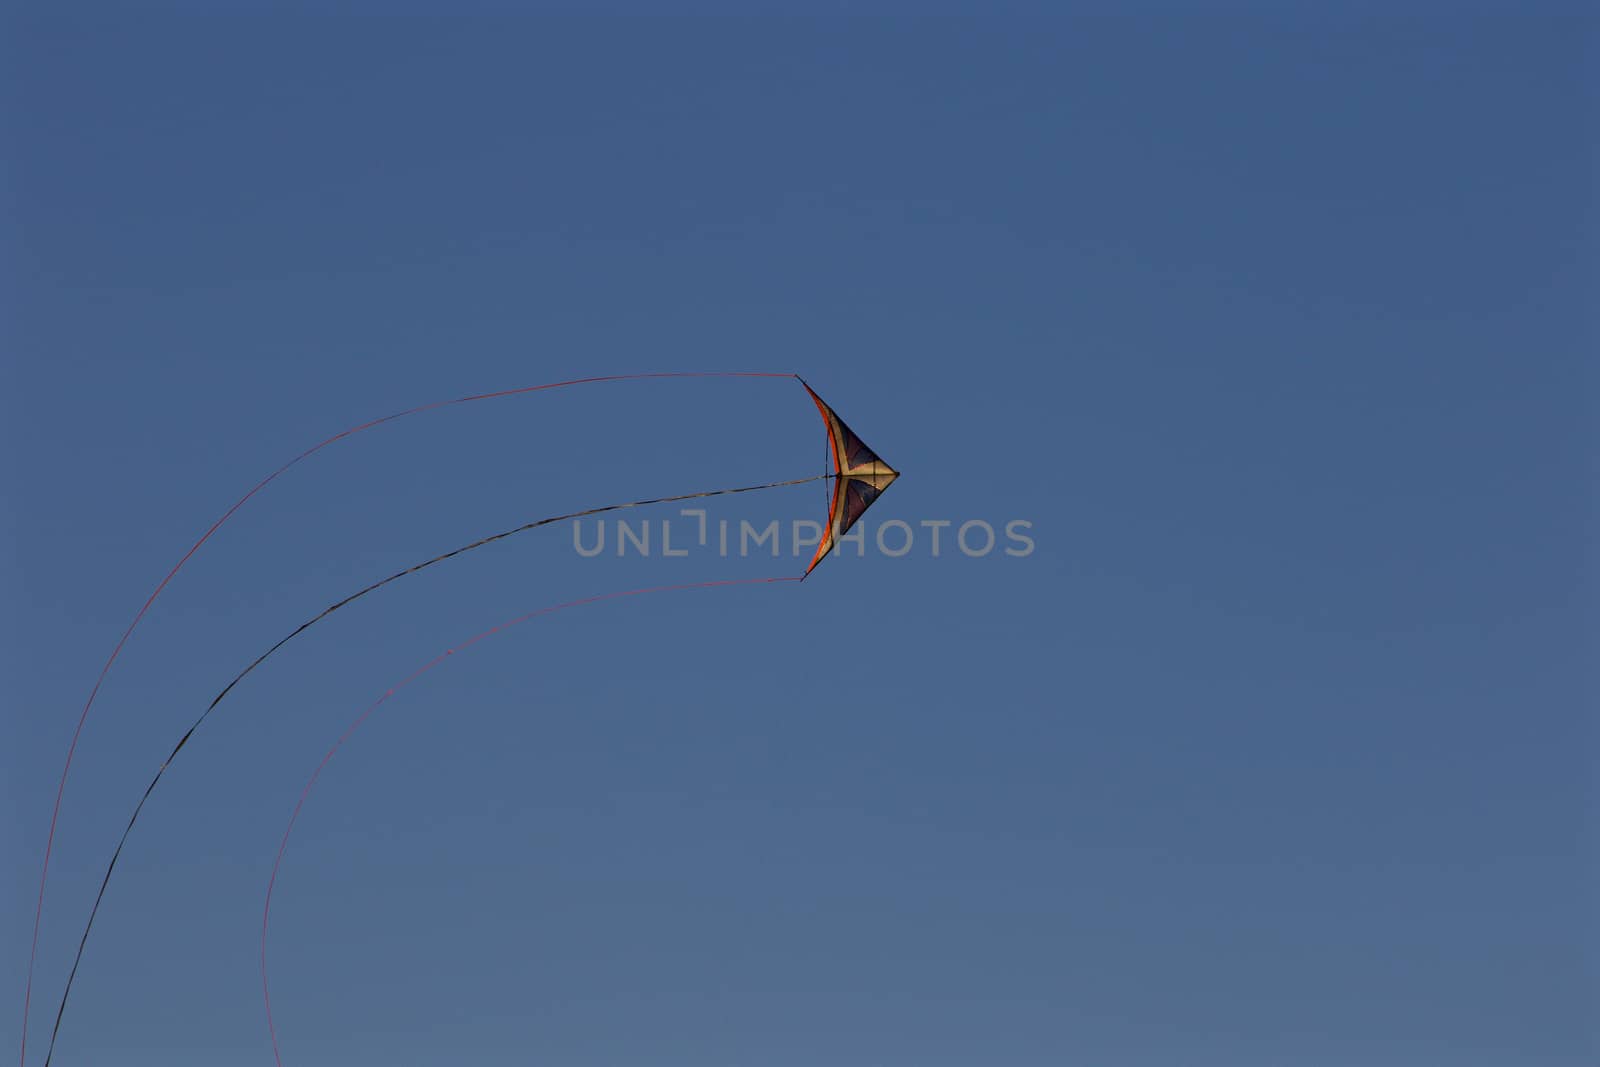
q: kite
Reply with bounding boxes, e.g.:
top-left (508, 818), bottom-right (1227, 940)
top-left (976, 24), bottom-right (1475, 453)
top-left (800, 377), bottom-right (901, 576)
top-left (27, 374), bottom-right (897, 1067)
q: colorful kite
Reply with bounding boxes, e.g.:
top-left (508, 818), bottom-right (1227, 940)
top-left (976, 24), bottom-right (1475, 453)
top-left (801, 377), bottom-right (901, 575)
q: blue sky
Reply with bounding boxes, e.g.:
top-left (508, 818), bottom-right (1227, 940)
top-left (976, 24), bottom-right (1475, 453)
top-left (3, 10), bottom-right (1594, 1067)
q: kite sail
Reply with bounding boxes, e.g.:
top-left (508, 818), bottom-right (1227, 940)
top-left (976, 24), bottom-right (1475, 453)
top-left (800, 378), bottom-right (900, 576)
top-left (29, 374), bottom-right (898, 1067)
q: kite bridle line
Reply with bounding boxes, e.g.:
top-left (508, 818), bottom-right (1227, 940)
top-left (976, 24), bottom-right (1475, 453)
top-left (23, 368), bottom-right (812, 1067)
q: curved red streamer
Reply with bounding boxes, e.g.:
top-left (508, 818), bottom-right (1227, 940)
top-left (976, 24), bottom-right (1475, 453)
top-left (20, 372), bottom-right (793, 1067)
top-left (259, 575), bottom-right (801, 1066)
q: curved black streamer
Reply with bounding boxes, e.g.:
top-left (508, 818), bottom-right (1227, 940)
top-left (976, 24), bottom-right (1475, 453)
top-left (41, 472), bottom-right (828, 1066)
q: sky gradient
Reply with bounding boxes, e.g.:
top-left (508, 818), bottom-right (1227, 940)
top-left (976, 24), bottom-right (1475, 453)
top-left (3, 10), bottom-right (1594, 1067)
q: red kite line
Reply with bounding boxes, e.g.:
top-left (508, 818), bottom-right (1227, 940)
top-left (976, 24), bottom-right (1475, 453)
top-left (28, 375), bottom-right (897, 1066)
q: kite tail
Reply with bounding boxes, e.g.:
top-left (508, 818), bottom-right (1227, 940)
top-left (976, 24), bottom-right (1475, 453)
top-left (20, 370), bottom-right (795, 1067)
top-left (37, 472), bottom-right (822, 1067)
top-left (260, 575), bottom-right (801, 1067)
